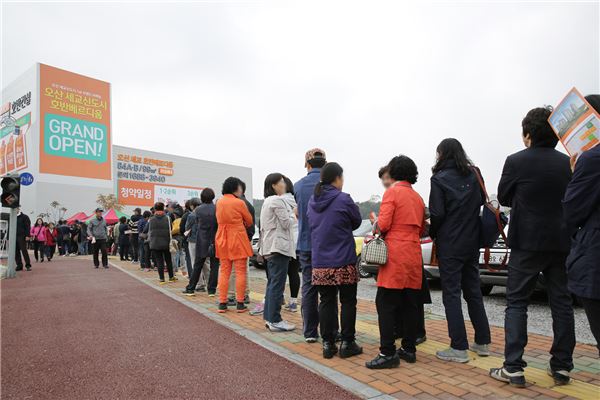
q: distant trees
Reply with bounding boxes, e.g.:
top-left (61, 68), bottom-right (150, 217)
top-left (96, 194), bottom-right (124, 212)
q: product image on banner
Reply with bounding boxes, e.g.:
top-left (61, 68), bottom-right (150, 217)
top-left (43, 113), bottom-right (107, 163)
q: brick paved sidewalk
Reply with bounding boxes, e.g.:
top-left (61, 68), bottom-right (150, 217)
top-left (112, 259), bottom-right (599, 400)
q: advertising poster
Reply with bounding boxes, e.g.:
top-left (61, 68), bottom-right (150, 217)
top-left (0, 93), bottom-right (32, 175)
top-left (115, 152), bottom-right (202, 207)
top-left (39, 63), bottom-right (112, 179)
top-left (549, 87), bottom-right (600, 156)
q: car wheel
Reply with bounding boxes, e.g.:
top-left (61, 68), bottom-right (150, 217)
top-left (481, 284), bottom-right (494, 296)
top-left (356, 256), bottom-right (372, 279)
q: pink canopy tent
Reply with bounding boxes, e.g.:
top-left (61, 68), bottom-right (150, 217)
top-left (66, 212), bottom-right (89, 225)
top-left (84, 208), bottom-right (129, 225)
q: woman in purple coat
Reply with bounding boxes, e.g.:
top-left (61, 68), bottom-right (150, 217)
top-left (308, 162), bottom-right (363, 360)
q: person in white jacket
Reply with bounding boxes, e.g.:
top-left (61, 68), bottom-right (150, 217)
top-left (259, 173), bottom-right (297, 332)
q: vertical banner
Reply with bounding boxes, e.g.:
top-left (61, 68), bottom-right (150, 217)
top-left (39, 64), bottom-right (112, 180)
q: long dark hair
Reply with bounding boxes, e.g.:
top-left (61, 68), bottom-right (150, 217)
top-left (315, 162), bottom-right (343, 196)
top-left (432, 138), bottom-right (473, 176)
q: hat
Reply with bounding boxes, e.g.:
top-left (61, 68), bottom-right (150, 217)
top-left (95, 207), bottom-right (104, 213)
top-left (305, 148), bottom-right (326, 162)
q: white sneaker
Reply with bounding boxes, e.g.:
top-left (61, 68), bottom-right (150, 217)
top-left (267, 320), bottom-right (295, 332)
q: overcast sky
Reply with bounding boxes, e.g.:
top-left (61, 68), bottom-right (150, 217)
top-left (2, 1), bottom-right (599, 201)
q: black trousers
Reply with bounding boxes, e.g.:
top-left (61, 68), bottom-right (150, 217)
top-left (377, 287), bottom-right (419, 355)
top-left (317, 284), bottom-right (357, 343)
top-left (288, 257), bottom-right (300, 298)
top-left (395, 303), bottom-right (426, 339)
top-left (154, 249), bottom-right (174, 280)
top-left (504, 250), bottom-right (575, 373)
top-left (93, 239), bottom-right (108, 267)
top-left (15, 236), bottom-right (31, 269)
top-left (129, 234), bottom-right (139, 261)
top-left (438, 253), bottom-right (491, 350)
top-left (33, 240), bottom-right (45, 261)
top-left (119, 240), bottom-right (130, 261)
top-left (186, 256), bottom-right (220, 293)
top-left (580, 297), bottom-right (600, 355)
top-left (45, 244), bottom-right (56, 260)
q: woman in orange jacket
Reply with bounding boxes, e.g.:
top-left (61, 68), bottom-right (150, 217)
top-left (215, 177), bottom-right (254, 313)
top-left (366, 155), bottom-right (426, 370)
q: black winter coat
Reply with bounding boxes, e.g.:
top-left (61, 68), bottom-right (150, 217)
top-left (498, 146), bottom-right (571, 252)
top-left (429, 161), bottom-right (483, 257)
top-left (194, 203), bottom-right (218, 259)
top-left (148, 214), bottom-right (171, 251)
top-left (563, 145), bottom-right (600, 300)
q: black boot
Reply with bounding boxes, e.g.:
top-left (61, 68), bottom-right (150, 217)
top-left (366, 353), bottom-right (400, 369)
top-left (339, 341), bottom-right (363, 358)
top-left (322, 341), bottom-right (338, 359)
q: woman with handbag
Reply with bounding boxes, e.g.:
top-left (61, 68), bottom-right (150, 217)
top-left (308, 162), bottom-right (363, 359)
top-left (429, 138), bottom-right (491, 363)
top-left (366, 155), bottom-right (426, 369)
top-left (147, 202), bottom-right (177, 284)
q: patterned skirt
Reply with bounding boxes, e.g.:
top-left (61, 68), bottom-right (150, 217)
top-left (312, 264), bottom-right (359, 286)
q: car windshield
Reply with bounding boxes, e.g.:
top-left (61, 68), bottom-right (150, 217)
top-left (353, 220), bottom-right (373, 237)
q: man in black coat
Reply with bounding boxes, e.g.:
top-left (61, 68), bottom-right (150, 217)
top-left (490, 107), bottom-right (575, 388)
top-left (15, 209), bottom-right (32, 271)
top-left (563, 94), bottom-right (600, 355)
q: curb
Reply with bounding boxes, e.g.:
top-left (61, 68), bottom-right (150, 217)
top-left (109, 262), bottom-right (393, 400)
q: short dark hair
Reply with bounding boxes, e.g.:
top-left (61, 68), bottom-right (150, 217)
top-left (154, 202), bottom-right (165, 211)
top-left (201, 188), bottom-right (215, 203)
top-left (308, 154), bottom-right (326, 169)
top-left (388, 155), bottom-right (418, 184)
top-left (240, 180), bottom-right (247, 194)
top-left (264, 173), bottom-right (284, 198)
top-left (119, 216), bottom-right (127, 224)
top-left (283, 176), bottom-right (294, 195)
top-left (522, 107), bottom-right (558, 148)
top-left (222, 177), bottom-right (243, 195)
top-left (142, 210), bottom-right (152, 218)
top-left (378, 165), bottom-right (389, 179)
top-left (184, 200), bottom-right (191, 211)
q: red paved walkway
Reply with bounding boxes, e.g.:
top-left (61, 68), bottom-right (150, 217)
top-left (1, 257), bottom-right (358, 400)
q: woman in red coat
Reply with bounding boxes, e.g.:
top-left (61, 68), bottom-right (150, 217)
top-left (366, 155), bottom-right (425, 370)
top-left (45, 222), bottom-right (59, 261)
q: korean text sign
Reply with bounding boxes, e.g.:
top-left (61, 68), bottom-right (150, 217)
top-left (39, 64), bottom-right (111, 179)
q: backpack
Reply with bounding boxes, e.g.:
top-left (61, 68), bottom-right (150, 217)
top-left (171, 218), bottom-right (182, 235)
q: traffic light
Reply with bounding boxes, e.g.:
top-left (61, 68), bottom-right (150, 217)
top-left (1, 176), bottom-right (20, 208)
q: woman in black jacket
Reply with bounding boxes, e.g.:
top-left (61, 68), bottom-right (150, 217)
top-left (183, 189), bottom-right (219, 296)
top-left (429, 138), bottom-right (491, 363)
top-left (148, 202), bottom-right (176, 283)
top-left (118, 216), bottom-right (130, 261)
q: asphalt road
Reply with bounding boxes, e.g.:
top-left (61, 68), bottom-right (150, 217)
top-left (1, 258), bottom-right (358, 400)
top-left (249, 266), bottom-right (596, 346)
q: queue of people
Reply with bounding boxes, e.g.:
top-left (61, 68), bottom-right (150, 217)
top-left (13, 97), bottom-right (599, 389)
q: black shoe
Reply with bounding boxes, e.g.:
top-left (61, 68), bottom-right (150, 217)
top-left (323, 342), bottom-right (338, 359)
top-left (218, 303), bottom-right (228, 313)
top-left (182, 289), bottom-right (195, 296)
top-left (415, 336), bottom-right (427, 345)
top-left (236, 302), bottom-right (248, 313)
top-left (335, 332), bottom-right (342, 343)
top-left (366, 354), bottom-right (400, 369)
top-left (547, 366), bottom-right (570, 386)
top-left (227, 297), bottom-right (236, 307)
top-left (396, 348), bottom-right (416, 363)
top-left (244, 294), bottom-right (250, 304)
top-left (15, 267), bottom-right (23, 271)
top-left (339, 341), bottom-right (363, 358)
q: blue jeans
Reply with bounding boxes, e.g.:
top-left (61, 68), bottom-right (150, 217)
top-left (78, 241), bottom-right (88, 255)
top-left (264, 253), bottom-right (290, 324)
top-left (438, 252), bottom-right (491, 350)
top-left (138, 239), bottom-right (145, 267)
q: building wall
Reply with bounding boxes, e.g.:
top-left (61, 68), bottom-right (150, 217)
top-left (113, 145), bottom-right (253, 214)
